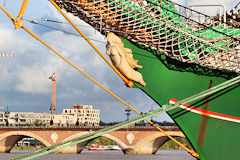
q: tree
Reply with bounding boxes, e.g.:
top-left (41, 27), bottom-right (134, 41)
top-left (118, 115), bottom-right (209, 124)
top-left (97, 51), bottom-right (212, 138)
top-left (87, 137), bottom-right (114, 146)
top-left (33, 119), bottom-right (43, 126)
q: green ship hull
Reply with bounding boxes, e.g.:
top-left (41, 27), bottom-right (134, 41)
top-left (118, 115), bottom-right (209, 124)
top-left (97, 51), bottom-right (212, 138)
top-left (1, 0), bottom-right (239, 159)
top-left (121, 37), bottom-right (240, 160)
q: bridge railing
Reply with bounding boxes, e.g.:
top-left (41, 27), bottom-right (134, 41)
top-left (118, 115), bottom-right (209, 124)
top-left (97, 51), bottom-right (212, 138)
top-left (0, 125), bottom-right (180, 130)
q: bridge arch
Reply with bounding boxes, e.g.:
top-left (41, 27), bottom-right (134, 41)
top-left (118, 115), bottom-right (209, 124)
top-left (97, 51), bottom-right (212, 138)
top-left (0, 131), bottom-right (51, 153)
top-left (60, 132), bottom-right (128, 153)
top-left (60, 131), bottom-right (93, 153)
top-left (129, 131), bottom-right (185, 154)
top-left (101, 133), bottom-right (128, 150)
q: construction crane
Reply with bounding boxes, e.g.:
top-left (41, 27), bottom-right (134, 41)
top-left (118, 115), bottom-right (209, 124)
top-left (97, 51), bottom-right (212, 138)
top-left (0, 98), bottom-right (4, 110)
top-left (49, 72), bottom-right (56, 115)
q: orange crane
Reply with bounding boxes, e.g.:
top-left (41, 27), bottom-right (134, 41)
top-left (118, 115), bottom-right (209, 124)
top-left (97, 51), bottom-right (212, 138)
top-left (49, 73), bottom-right (56, 115)
top-left (0, 98), bottom-right (3, 110)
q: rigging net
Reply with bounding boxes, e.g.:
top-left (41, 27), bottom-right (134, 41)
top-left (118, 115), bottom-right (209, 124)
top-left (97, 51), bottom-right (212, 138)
top-left (54, 0), bottom-right (240, 73)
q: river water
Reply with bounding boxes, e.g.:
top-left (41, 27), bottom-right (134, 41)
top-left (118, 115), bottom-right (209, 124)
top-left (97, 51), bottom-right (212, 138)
top-left (0, 150), bottom-right (196, 160)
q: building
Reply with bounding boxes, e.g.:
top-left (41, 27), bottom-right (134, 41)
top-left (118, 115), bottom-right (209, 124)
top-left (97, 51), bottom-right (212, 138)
top-left (16, 137), bottom-right (41, 147)
top-left (0, 104), bottom-right (100, 126)
top-left (0, 112), bottom-right (51, 126)
top-left (53, 105), bottom-right (100, 126)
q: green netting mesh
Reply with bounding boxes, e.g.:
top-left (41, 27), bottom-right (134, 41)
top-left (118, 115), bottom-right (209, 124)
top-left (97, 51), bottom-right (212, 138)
top-left (54, 0), bottom-right (240, 73)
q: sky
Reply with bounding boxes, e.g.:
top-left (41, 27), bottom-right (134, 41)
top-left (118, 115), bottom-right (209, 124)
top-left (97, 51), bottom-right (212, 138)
top-left (0, 0), bottom-right (238, 122)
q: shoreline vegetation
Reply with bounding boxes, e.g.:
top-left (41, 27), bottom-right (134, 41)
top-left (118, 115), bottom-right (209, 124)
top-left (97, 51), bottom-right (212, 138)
top-left (12, 146), bottom-right (42, 151)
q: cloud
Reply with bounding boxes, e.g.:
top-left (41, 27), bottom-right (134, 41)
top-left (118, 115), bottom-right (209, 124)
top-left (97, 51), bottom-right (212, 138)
top-left (15, 56), bottom-right (64, 94)
top-left (0, 0), bottom-right (237, 122)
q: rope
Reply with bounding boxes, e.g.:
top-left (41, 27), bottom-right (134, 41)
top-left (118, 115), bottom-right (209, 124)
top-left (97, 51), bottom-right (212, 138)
top-left (22, 16), bottom-right (144, 35)
top-left (49, 0), bottom-right (134, 88)
top-left (23, 19), bottom-right (107, 44)
top-left (1, 3), bottom-right (240, 159)
top-left (8, 115), bottom-right (149, 160)
top-left (0, 4), bottom-right (198, 157)
top-left (8, 74), bottom-right (240, 160)
top-left (11, 105), bottom-right (172, 160)
top-left (21, 23), bottom-right (200, 157)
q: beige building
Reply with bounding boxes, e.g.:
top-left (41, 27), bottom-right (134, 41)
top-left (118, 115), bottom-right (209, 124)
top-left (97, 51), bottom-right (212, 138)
top-left (0, 112), bottom-right (51, 126)
top-left (0, 104), bottom-right (100, 126)
top-left (53, 105), bottom-right (100, 126)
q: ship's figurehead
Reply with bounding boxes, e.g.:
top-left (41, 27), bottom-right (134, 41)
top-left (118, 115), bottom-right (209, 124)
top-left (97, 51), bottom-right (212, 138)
top-left (106, 32), bottom-right (146, 86)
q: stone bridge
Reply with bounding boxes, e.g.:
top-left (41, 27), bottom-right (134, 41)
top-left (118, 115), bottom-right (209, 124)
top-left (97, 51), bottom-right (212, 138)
top-left (0, 126), bottom-right (184, 154)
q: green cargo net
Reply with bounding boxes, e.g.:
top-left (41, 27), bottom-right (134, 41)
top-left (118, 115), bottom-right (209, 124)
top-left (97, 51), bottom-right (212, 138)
top-left (54, 0), bottom-right (240, 73)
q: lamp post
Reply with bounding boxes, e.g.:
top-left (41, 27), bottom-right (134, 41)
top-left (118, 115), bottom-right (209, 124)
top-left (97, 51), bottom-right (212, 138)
top-left (125, 108), bottom-right (131, 121)
top-left (50, 104), bottom-right (53, 126)
top-left (76, 118), bottom-right (79, 126)
top-left (5, 105), bottom-right (9, 126)
top-left (149, 105), bottom-right (153, 121)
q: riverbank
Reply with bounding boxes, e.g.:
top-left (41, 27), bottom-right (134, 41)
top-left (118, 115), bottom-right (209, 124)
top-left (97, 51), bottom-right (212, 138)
top-left (12, 146), bottom-right (42, 151)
